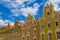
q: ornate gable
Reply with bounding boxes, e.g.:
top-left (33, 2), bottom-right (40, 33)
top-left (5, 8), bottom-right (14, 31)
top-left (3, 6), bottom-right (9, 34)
top-left (25, 14), bottom-right (36, 26)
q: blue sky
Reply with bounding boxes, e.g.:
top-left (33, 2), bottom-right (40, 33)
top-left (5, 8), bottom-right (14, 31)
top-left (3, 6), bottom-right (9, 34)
top-left (0, 0), bottom-right (60, 26)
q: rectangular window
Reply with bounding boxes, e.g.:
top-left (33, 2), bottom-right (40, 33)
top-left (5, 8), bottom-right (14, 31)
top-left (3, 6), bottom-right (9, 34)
top-left (34, 38), bottom-right (36, 40)
top-left (27, 36), bottom-right (30, 40)
top-left (27, 28), bottom-right (30, 32)
top-left (22, 30), bottom-right (24, 34)
top-left (55, 22), bottom-right (58, 26)
top-left (47, 12), bottom-right (50, 15)
top-left (56, 32), bottom-right (60, 39)
top-left (22, 37), bottom-right (24, 40)
top-left (34, 30), bottom-right (36, 34)
top-left (49, 33), bottom-right (52, 40)
top-left (41, 25), bottom-right (44, 30)
top-left (33, 28), bottom-right (37, 35)
top-left (48, 23), bottom-right (51, 28)
top-left (42, 34), bottom-right (44, 40)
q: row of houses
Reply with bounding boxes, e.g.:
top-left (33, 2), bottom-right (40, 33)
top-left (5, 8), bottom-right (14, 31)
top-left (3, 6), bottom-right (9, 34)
top-left (0, 3), bottom-right (60, 40)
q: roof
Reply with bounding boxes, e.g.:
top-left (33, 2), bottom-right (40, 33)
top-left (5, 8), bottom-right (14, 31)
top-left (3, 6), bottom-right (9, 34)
top-left (18, 23), bottom-right (25, 27)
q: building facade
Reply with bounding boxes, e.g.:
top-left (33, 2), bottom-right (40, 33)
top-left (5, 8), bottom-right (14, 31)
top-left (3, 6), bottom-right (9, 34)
top-left (38, 3), bottom-right (60, 40)
top-left (0, 3), bottom-right (60, 40)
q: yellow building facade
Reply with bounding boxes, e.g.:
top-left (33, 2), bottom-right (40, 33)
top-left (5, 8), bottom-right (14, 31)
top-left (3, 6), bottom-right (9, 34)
top-left (39, 3), bottom-right (60, 40)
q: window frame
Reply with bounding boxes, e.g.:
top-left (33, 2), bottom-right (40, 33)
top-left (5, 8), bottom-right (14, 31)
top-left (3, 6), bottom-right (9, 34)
top-left (22, 37), bottom-right (24, 40)
top-left (48, 33), bottom-right (52, 40)
top-left (27, 27), bottom-right (30, 33)
top-left (47, 22), bottom-right (51, 28)
top-left (26, 36), bottom-right (30, 40)
top-left (55, 21), bottom-right (58, 27)
top-left (33, 37), bottom-right (36, 40)
top-left (41, 34), bottom-right (44, 40)
top-left (56, 32), bottom-right (60, 39)
top-left (33, 28), bottom-right (37, 35)
top-left (47, 12), bottom-right (50, 15)
top-left (40, 24), bottom-right (44, 30)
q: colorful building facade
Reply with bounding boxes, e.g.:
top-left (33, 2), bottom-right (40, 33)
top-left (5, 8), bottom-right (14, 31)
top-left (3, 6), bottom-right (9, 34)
top-left (0, 3), bottom-right (60, 40)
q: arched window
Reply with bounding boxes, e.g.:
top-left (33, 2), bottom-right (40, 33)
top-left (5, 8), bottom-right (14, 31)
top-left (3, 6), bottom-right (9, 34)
top-left (48, 33), bottom-right (52, 40)
top-left (47, 12), bottom-right (50, 15)
top-left (56, 32), bottom-right (60, 39)
top-left (41, 34), bottom-right (44, 40)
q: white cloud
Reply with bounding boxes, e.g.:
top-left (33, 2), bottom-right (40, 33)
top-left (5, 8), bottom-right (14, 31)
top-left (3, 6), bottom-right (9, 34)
top-left (33, 3), bottom-right (40, 8)
top-left (0, 19), bottom-right (8, 26)
top-left (0, 0), bottom-right (39, 17)
top-left (59, 8), bottom-right (60, 10)
top-left (0, 19), bottom-right (5, 26)
top-left (0, 19), bottom-right (14, 26)
top-left (0, 0), bottom-right (35, 8)
top-left (0, 0), bottom-right (41, 26)
top-left (11, 9), bottom-right (21, 17)
top-left (47, 0), bottom-right (60, 11)
top-left (16, 0), bottom-right (24, 4)
top-left (16, 0), bottom-right (35, 4)
top-left (11, 3), bottom-right (40, 17)
top-left (20, 7), bottom-right (38, 17)
top-left (20, 20), bottom-right (25, 23)
top-left (0, 19), bottom-right (25, 26)
top-left (10, 21), bottom-right (14, 26)
top-left (20, 3), bottom-right (40, 17)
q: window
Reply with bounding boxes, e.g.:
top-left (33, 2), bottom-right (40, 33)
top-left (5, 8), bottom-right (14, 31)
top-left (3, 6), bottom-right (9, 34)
top-left (42, 34), bottom-right (44, 40)
top-left (34, 38), bottom-right (36, 40)
top-left (34, 30), bottom-right (36, 34)
top-left (30, 20), bottom-right (32, 24)
top-left (22, 37), bottom-right (24, 40)
top-left (56, 32), bottom-right (60, 39)
top-left (55, 22), bottom-right (58, 26)
top-left (27, 28), bottom-right (30, 32)
top-left (29, 20), bottom-right (32, 24)
top-left (33, 28), bottom-right (37, 35)
top-left (41, 25), bottom-right (44, 30)
top-left (22, 30), bottom-right (24, 33)
top-left (29, 21), bottom-right (31, 24)
top-left (48, 33), bottom-right (52, 40)
top-left (48, 23), bottom-right (51, 28)
top-left (27, 36), bottom-right (30, 40)
top-left (47, 12), bottom-right (50, 15)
